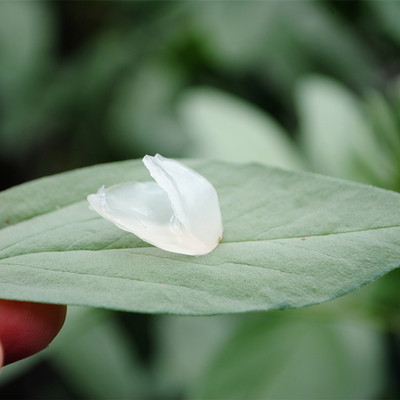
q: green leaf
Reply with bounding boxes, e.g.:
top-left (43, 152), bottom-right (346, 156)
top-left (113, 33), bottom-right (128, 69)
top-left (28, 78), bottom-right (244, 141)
top-left (297, 76), bottom-right (394, 188)
top-left (0, 159), bottom-right (400, 315)
top-left (190, 313), bottom-right (385, 399)
top-left (177, 87), bottom-right (305, 170)
top-left (364, 90), bottom-right (400, 181)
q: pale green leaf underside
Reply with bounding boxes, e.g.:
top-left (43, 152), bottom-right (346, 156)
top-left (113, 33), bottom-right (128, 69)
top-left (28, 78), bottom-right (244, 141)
top-left (0, 160), bottom-right (399, 315)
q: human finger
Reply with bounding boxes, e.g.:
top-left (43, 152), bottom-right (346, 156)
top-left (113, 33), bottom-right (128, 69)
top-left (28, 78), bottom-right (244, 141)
top-left (0, 300), bottom-right (67, 366)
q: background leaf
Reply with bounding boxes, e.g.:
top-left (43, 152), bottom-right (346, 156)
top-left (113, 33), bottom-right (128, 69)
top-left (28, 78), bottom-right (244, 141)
top-left (1, 159), bottom-right (400, 315)
top-left (296, 76), bottom-right (394, 187)
top-left (177, 87), bottom-right (305, 170)
top-left (191, 312), bottom-right (385, 400)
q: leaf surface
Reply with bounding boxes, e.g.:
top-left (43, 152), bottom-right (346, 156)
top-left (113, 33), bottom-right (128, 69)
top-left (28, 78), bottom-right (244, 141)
top-left (0, 160), bottom-right (399, 315)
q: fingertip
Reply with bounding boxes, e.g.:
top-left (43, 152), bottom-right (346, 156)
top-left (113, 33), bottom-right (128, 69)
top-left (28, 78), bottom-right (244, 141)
top-left (0, 300), bottom-right (67, 365)
top-left (0, 339), bottom-right (3, 372)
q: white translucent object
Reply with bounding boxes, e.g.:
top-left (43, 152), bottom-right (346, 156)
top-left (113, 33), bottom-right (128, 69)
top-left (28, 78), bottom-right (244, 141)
top-left (87, 154), bottom-right (223, 255)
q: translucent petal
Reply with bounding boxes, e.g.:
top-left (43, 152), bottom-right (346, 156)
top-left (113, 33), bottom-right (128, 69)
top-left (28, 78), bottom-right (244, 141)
top-left (87, 154), bottom-right (223, 255)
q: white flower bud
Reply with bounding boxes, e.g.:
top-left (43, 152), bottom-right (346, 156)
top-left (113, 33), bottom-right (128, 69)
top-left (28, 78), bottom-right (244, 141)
top-left (87, 154), bottom-right (223, 255)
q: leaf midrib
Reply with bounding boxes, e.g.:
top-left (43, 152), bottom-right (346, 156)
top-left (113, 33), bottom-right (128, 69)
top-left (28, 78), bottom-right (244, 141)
top-left (0, 247), bottom-right (302, 277)
top-left (1, 224), bottom-right (399, 263)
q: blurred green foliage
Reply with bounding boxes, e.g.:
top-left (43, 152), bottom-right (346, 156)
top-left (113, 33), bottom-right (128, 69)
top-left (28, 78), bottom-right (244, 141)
top-left (1, 1), bottom-right (400, 399)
